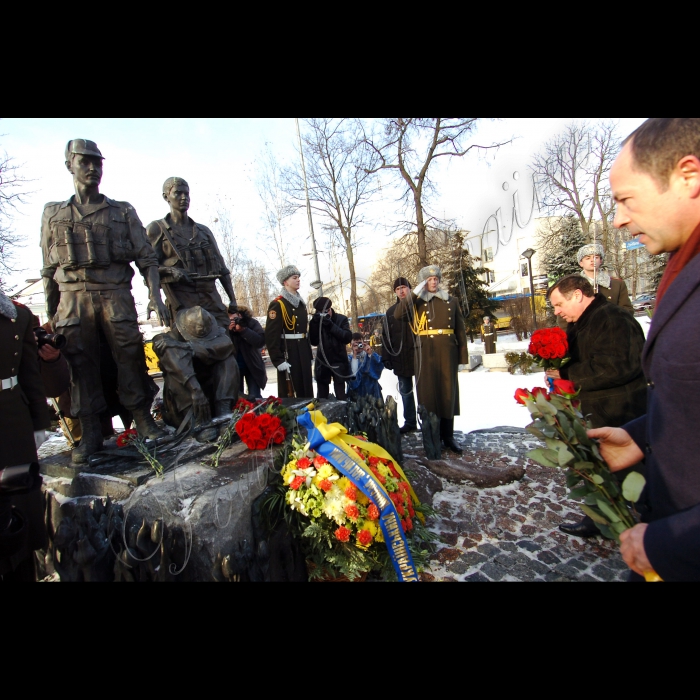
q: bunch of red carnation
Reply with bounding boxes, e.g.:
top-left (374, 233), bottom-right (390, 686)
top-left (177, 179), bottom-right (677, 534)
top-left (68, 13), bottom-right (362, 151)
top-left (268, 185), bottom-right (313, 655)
top-left (235, 411), bottom-right (286, 450)
top-left (116, 428), bottom-right (138, 447)
top-left (527, 327), bottom-right (569, 369)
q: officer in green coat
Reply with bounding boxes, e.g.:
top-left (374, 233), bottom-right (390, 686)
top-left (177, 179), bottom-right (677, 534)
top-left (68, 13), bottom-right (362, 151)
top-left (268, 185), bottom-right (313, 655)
top-left (480, 316), bottom-right (497, 354)
top-left (40, 139), bottom-right (168, 464)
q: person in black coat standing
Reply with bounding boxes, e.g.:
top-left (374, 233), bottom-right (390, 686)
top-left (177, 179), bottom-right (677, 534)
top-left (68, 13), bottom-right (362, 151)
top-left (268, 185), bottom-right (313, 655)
top-left (228, 304), bottom-right (267, 400)
top-left (0, 293), bottom-right (51, 581)
top-left (382, 277), bottom-right (417, 433)
top-left (309, 297), bottom-right (353, 400)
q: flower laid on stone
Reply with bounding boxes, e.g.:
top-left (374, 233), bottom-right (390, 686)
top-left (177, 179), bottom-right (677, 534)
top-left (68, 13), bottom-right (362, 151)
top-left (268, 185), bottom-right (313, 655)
top-left (515, 382), bottom-right (660, 582)
top-left (275, 437), bottom-right (433, 581)
top-left (115, 428), bottom-right (164, 476)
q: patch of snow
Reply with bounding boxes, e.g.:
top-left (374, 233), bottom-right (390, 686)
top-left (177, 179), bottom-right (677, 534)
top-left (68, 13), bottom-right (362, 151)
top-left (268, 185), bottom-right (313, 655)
top-left (175, 496), bottom-right (195, 520)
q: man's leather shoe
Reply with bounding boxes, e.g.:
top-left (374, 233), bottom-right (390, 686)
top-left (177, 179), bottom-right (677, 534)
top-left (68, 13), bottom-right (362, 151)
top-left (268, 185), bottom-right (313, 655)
top-left (400, 424), bottom-right (417, 434)
top-left (442, 437), bottom-right (463, 454)
top-left (559, 517), bottom-right (599, 538)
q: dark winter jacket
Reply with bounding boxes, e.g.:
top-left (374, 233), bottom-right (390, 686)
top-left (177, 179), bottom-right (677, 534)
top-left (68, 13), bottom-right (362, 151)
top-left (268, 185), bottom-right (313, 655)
top-left (560, 293), bottom-right (646, 429)
top-left (309, 311), bottom-right (353, 384)
top-left (382, 299), bottom-right (415, 377)
top-left (228, 307), bottom-right (267, 391)
top-left (623, 251), bottom-right (700, 581)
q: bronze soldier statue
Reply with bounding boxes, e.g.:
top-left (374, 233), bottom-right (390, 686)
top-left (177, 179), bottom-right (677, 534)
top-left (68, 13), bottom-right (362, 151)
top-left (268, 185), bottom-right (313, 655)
top-left (146, 177), bottom-right (235, 330)
top-left (265, 265), bottom-right (314, 399)
top-left (41, 139), bottom-right (169, 464)
top-left (152, 306), bottom-right (239, 433)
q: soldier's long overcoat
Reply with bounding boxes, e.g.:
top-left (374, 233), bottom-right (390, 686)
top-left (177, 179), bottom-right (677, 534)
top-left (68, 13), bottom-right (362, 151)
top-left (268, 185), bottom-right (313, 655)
top-left (265, 295), bottom-right (314, 399)
top-left (395, 293), bottom-right (468, 419)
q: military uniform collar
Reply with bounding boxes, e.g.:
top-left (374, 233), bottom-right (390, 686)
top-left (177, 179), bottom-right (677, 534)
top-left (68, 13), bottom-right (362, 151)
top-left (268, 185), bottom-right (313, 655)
top-left (60, 194), bottom-right (113, 213)
top-left (163, 212), bottom-right (202, 230)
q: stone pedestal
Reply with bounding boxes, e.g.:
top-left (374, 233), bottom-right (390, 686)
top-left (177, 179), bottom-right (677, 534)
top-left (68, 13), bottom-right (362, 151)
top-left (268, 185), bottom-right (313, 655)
top-left (482, 352), bottom-right (509, 372)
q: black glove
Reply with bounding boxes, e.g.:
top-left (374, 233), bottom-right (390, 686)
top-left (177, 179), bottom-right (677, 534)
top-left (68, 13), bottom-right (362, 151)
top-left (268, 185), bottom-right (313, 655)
top-left (383, 358), bottom-right (393, 370)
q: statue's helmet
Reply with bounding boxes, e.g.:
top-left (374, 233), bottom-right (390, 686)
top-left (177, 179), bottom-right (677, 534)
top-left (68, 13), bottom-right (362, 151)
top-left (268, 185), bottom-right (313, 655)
top-left (65, 139), bottom-right (104, 160)
top-left (175, 306), bottom-right (225, 342)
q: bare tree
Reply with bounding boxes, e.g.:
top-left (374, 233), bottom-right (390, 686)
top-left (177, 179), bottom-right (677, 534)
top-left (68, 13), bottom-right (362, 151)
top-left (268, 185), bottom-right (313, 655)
top-left (0, 146), bottom-right (31, 289)
top-left (532, 120), bottom-right (642, 288)
top-left (254, 144), bottom-right (294, 269)
top-left (284, 118), bottom-right (381, 331)
top-left (363, 118), bottom-right (510, 268)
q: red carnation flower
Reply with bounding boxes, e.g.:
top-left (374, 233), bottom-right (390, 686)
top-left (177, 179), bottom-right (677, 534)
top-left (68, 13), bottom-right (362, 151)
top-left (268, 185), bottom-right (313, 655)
top-left (388, 464), bottom-right (400, 479)
top-left (271, 427), bottom-right (286, 445)
top-left (290, 475), bottom-right (304, 490)
top-left (116, 429), bottom-right (138, 447)
top-left (553, 378), bottom-right (577, 397)
top-left (335, 526), bottom-right (351, 542)
top-left (297, 457), bottom-right (311, 469)
top-left (367, 503), bottom-right (380, 520)
top-left (313, 455), bottom-right (328, 467)
top-left (368, 456), bottom-right (380, 467)
top-left (400, 519), bottom-right (409, 533)
top-left (408, 504), bottom-right (415, 518)
top-left (514, 388), bottom-right (531, 405)
top-left (319, 479), bottom-right (333, 493)
top-left (344, 504), bottom-right (359, 521)
top-left (344, 485), bottom-right (357, 501)
top-left (398, 481), bottom-right (409, 493)
top-left (404, 518), bottom-right (413, 532)
top-left (357, 529), bottom-right (372, 547)
top-left (395, 503), bottom-right (405, 517)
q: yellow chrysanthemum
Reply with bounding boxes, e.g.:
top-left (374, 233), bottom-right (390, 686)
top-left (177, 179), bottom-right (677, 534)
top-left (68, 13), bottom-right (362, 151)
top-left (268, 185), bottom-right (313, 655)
top-left (337, 476), bottom-right (351, 492)
top-left (357, 491), bottom-right (369, 506)
top-left (375, 527), bottom-right (385, 543)
top-left (377, 464), bottom-right (390, 478)
top-left (360, 519), bottom-right (378, 538)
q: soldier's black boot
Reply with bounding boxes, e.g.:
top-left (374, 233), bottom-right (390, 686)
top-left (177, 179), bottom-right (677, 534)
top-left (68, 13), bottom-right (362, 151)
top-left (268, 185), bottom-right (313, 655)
top-left (71, 413), bottom-right (104, 464)
top-left (214, 400), bottom-right (233, 418)
top-left (132, 404), bottom-right (166, 440)
top-left (440, 418), bottom-right (463, 454)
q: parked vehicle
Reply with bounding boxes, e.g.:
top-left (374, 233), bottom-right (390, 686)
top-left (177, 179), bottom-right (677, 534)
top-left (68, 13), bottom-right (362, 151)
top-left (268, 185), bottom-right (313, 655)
top-left (633, 294), bottom-right (655, 312)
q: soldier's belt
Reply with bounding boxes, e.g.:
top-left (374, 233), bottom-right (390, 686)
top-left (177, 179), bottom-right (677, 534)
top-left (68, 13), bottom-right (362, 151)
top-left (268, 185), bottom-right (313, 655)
top-left (58, 282), bottom-right (131, 292)
top-left (1, 376), bottom-right (18, 391)
top-left (417, 329), bottom-right (454, 336)
top-left (283, 333), bottom-right (306, 339)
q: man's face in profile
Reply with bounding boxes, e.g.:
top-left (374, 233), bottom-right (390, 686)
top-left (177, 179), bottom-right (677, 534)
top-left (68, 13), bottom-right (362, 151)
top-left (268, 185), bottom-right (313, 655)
top-left (166, 184), bottom-right (190, 213)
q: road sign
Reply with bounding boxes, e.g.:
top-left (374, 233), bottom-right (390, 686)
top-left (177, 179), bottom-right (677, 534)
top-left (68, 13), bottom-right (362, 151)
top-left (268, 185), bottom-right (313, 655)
top-left (625, 239), bottom-right (646, 250)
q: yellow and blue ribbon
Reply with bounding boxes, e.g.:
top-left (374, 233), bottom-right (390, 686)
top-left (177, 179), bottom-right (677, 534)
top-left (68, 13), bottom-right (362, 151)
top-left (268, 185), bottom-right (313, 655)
top-left (298, 409), bottom-right (419, 582)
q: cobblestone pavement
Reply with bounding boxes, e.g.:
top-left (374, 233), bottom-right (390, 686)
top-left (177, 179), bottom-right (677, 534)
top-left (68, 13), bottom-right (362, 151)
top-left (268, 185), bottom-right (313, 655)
top-left (403, 429), bottom-right (630, 582)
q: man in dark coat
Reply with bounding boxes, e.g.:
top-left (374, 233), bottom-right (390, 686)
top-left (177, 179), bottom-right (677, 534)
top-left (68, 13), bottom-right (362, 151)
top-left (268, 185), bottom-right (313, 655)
top-left (265, 265), bottom-right (314, 399)
top-left (309, 297), bottom-right (352, 400)
top-left (395, 265), bottom-right (469, 454)
top-left (228, 304), bottom-right (267, 400)
top-left (382, 277), bottom-right (417, 433)
top-left (0, 293), bottom-right (51, 581)
top-left (589, 118), bottom-right (700, 581)
top-left (480, 316), bottom-right (497, 354)
top-left (546, 274), bottom-right (647, 538)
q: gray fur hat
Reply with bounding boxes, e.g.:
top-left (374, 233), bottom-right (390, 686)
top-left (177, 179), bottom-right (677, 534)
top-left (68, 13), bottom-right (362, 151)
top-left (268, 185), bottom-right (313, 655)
top-left (416, 265), bottom-right (442, 284)
top-left (577, 243), bottom-right (605, 264)
top-left (277, 264), bottom-right (301, 285)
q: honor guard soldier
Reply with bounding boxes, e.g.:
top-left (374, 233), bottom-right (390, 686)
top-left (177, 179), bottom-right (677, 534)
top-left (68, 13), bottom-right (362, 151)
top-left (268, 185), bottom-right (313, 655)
top-left (480, 315), bottom-right (497, 354)
top-left (40, 139), bottom-right (169, 464)
top-left (265, 265), bottom-right (314, 399)
top-left (577, 243), bottom-right (634, 312)
top-left (146, 177), bottom-right (235, 330)
top-left (395, 265), bottom-right (469, 454)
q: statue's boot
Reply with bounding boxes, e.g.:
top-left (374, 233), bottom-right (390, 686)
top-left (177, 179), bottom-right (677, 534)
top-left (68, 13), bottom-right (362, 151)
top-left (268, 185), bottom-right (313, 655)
top-left (132, 404), bottom-right (166, 439)
top-left (71, 413), bottom-right (104, 464)
top-left (214, 400), bottom-right (233, 419)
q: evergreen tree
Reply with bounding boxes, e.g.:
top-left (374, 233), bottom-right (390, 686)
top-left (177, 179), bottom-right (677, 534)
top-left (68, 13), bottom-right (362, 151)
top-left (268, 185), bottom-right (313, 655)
top-left (644, 252), bottom-right (669, 291)
top-left (542, 214), bottom-right (588, 281)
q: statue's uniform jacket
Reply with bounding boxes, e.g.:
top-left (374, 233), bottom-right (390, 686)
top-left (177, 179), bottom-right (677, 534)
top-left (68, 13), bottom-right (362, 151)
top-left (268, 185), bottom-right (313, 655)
top-left (395, 293), bottom-right (468, 419)
top-left (265, 295), bottom-right (314, 399)
top-left (40, 196), bottom-right (157, 416)
top-left (146, 214), bottom-right (231, 329)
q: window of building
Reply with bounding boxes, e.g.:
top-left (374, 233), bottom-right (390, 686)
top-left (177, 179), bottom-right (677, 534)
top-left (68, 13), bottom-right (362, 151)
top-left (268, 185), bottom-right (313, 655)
top-left (484, 247), bottom-right (494, 262)
top-left (521, 262), bottom-right (529, 277)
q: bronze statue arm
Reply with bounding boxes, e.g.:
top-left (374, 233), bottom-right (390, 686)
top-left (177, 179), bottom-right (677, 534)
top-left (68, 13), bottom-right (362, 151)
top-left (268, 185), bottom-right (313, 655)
top-left (220, 272), bottom-right (236, 306)
top-left (44, 275), bottom-right (60, 322)
top-left (144, 265), bottom-right (171, 327)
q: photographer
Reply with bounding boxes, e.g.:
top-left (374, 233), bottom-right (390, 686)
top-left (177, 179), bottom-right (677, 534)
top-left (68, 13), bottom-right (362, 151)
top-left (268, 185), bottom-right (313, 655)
top-left (228, 303), bottom-right (266, 400)
top-left (1, 293), bottom-right (51, 581)
top-left (309, 297), bottom-right (353, 401)
top-left (347, 333), bottom-right (384, 400)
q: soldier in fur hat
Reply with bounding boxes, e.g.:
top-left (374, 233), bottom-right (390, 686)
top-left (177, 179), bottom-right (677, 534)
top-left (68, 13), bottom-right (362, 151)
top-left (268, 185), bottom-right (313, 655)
top-left (264, 265), bottom-right (314, 398)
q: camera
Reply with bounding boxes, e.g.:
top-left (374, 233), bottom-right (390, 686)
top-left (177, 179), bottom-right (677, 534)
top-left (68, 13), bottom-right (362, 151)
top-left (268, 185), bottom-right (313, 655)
top-left (34, 327), bottom-right (66, 350)
top-left (357, 342), bottom-right (364, 350)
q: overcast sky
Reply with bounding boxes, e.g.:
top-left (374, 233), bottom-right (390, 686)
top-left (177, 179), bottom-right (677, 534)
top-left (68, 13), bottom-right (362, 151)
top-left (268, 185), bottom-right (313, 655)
top-left (1, 117), bottom-right (646, 304)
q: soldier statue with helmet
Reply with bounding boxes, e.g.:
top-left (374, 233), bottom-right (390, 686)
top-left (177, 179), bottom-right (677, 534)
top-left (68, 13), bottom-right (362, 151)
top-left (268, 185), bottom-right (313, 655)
top-left (40, 139), bottom-right (169, 464)
top-left (146, 177), bottom-right (235, 331)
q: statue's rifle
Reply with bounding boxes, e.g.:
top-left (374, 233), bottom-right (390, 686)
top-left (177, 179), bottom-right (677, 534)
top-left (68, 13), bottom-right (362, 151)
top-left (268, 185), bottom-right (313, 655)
top-left (49, 397), bottom-right (76, 448)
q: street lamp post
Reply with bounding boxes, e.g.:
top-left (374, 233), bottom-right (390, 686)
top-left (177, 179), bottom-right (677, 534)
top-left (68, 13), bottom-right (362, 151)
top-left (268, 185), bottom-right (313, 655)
top-left (521, 247), bottom-right (537, 330)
